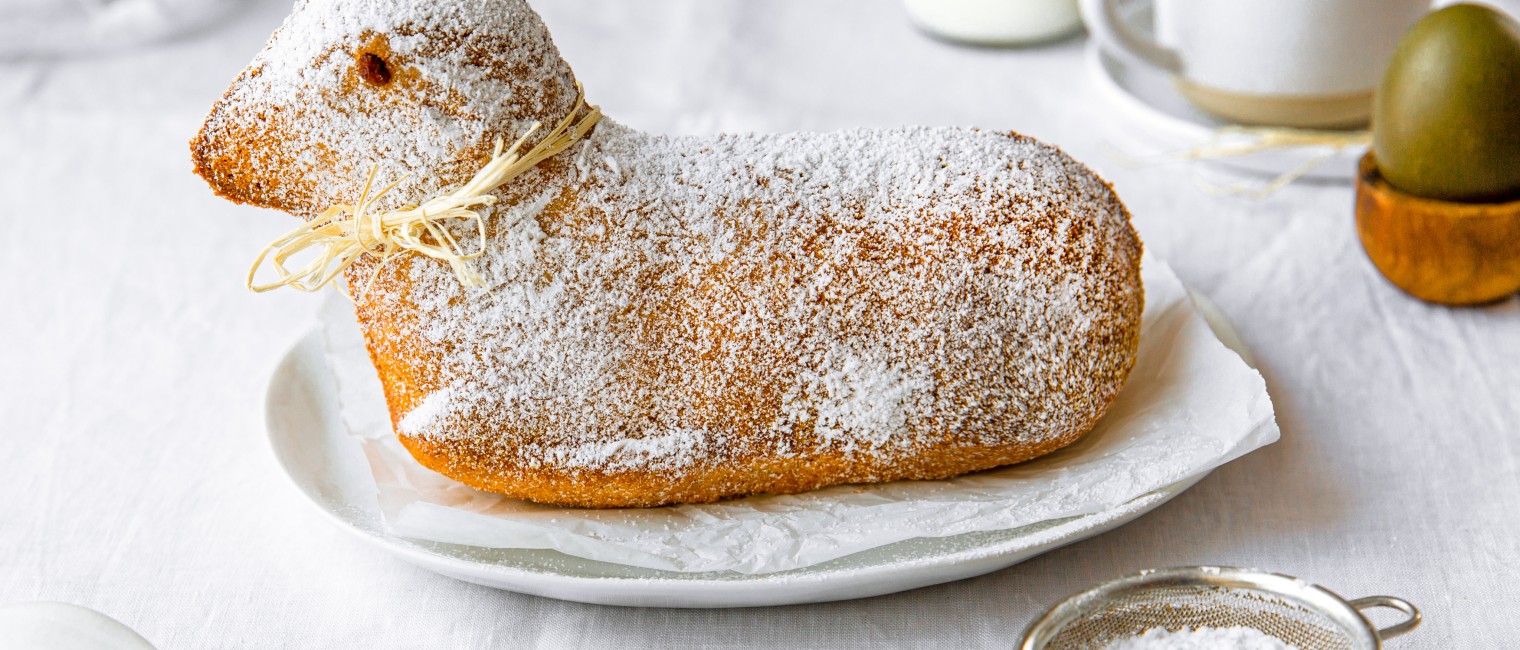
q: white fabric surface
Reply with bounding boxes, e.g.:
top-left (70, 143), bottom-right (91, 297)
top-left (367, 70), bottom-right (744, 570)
top-left (1, 1), bottom-right (1516, 647)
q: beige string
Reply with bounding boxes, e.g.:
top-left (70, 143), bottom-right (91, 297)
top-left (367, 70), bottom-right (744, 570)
top-left (1104, 126), bottom-right (1370, 199)
top-left (247, 87), bottom-right (602, 293)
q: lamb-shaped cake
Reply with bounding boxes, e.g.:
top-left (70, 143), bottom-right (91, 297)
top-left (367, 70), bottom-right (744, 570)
top-left (192, 0), bottom-right (1144, 507)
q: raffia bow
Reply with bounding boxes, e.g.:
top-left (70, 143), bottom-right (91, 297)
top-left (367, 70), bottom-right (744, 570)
top-left (247, 87), bottom-right (602, 293)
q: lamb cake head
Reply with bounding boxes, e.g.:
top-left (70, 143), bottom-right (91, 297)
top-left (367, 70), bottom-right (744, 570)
top-left (192, 0), bottom-right (581, 216)
top-left (192, 0), bottom-right (1146, 508)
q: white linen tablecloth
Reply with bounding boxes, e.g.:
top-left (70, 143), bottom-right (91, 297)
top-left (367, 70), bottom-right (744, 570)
top-left (2, 1), bottom-right (1516, 647)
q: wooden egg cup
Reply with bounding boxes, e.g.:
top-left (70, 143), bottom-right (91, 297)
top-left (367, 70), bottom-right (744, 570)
top-left (1355, 152), bottom-right (1520, 305)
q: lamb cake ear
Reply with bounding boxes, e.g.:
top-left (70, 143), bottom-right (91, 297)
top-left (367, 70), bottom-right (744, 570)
top-left (190, 0), bottom-right (582, 218)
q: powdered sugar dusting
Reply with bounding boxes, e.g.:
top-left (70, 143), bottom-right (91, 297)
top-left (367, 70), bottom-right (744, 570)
top-left (1103, 626), bottom-right (1303, 650)
top-left (795, 343), bottom-right (932, 450)
top-left (545, 430), bottom-right (703, 472)
top-left (397, 386), bottom-right (452, 436)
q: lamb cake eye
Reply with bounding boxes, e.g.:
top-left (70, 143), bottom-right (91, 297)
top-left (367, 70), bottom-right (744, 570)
top-left (356, 51), bottom-right (392, 87)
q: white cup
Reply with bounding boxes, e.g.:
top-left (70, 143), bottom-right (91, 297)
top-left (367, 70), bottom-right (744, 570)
top-left (906, 0), bottom-right (1083, 46)
top-left (1081, 0), bottom-right (1430, 128)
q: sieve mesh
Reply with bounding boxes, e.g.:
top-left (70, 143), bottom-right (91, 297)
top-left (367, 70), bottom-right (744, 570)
top-left (1043, 584), bottom-right (1362, 650)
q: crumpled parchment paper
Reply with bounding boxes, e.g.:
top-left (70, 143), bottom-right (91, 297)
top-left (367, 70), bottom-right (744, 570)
top-left (320, 254), bottom-right (1277, 574)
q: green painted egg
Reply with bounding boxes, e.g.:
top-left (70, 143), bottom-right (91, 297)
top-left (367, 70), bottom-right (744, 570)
top-left (1373, 4), bottom-right (1520, 202)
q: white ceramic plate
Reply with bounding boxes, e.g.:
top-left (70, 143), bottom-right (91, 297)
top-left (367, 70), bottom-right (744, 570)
top-left (1085, 42), bottom-right (1362, 182)
top-left (265, 294), bottom-right (1249, 608)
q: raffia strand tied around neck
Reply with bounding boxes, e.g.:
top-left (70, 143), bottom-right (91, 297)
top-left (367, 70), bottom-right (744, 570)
top-left (246, 88), bottom-right (602, 293)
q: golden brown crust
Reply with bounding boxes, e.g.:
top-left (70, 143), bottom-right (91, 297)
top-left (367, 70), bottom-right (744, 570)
top-left (398, 424), bottom-right (1091, 508)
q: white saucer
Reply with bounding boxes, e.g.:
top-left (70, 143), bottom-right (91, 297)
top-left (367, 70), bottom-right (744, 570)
top-left (264, 295), bottom-right (1248, 608)
top-left (1085, 43), bottom-right (1363, 182)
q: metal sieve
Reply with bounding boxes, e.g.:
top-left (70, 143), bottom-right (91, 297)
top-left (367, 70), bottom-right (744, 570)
top-left (1020, 566), bottom-right (1420, 649)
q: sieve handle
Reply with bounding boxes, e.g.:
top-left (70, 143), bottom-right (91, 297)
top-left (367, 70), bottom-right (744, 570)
top-left (1349, 596), bottom-right (1421, 641)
